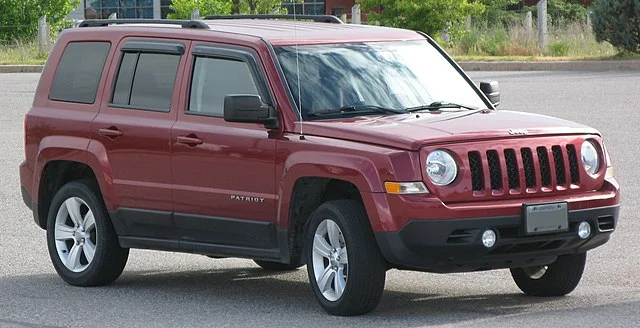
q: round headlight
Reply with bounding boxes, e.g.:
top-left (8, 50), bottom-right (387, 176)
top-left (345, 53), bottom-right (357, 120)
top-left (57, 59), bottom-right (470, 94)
top-left (581, 140), bottom-right (600, 175)
top-left (426, 150), bottom-right (458, 186)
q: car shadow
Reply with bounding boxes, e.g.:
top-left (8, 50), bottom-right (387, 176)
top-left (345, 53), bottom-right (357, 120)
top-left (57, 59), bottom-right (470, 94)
top-left (1, 263), bottom-right (591, 328)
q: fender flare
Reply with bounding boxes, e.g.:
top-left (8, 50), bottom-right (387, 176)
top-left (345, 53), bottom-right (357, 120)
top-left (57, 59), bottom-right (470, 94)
top-left (276, 151), bottom-right (385, 230)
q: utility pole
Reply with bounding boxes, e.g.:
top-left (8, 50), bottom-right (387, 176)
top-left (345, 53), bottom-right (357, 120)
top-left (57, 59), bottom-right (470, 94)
top-left (537, 0), bottom-right (548, 49)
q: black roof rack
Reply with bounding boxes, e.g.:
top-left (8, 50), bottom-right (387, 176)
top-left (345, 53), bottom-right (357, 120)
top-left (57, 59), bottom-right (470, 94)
top-left (204, 14), bottom-right (343, 24)
top-left (78, 19), bottom-right (210, 29)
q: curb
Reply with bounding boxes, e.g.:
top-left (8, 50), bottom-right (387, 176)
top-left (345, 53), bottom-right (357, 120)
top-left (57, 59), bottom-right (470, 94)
top-left (0, 65), bottom-right (44, 73)
top-left (459, 60), bottom-right (640, 71)
top-left (2, 60), bottom-right (640, 73)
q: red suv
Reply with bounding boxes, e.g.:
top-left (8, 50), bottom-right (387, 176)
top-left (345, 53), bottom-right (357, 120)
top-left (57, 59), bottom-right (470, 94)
top-left (20, 16), bottom-right (619, 316)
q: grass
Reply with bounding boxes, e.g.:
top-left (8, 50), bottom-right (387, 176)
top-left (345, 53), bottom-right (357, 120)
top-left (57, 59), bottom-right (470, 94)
top-left (446, 22), bottom-right (620, 60)
top-left (0, 40), bottom-right (48, 65)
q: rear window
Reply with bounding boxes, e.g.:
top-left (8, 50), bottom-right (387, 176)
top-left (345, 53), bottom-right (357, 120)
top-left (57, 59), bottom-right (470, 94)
top-left (111, 52), bottom-right (180, 111)
top-left (50, 42), bottom-right (111, 104)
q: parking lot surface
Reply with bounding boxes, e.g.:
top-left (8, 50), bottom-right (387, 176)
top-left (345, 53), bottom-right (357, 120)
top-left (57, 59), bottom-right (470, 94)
top-left (1, 71), bottom-right (639, 327)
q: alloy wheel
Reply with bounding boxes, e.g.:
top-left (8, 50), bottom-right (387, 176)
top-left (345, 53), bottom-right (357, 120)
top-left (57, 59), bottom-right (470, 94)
top-left (312, 219), bottom-right (348, 302)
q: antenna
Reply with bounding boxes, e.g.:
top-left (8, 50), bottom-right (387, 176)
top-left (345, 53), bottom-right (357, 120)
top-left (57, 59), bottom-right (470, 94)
top-left (292, 1), bottom-right (305, 140)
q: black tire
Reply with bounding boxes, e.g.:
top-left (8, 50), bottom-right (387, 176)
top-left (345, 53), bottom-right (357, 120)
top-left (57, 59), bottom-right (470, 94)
top-left (46, 180), bottom-right (129, 286)
top-left (253, 260), bottom-right (302, 271)
top-left (510, 253), bottom-right (587, 297)
top-left (305, 200), bottom-right (386, 316)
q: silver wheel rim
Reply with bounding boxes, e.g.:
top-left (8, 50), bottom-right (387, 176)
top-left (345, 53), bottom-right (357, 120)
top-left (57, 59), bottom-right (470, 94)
top-left (54, 197), bottom-right (97, 273)
top-left (312, 219), bottom-right (348, 302)
top-left (522, 266), bottom-right (547, 279)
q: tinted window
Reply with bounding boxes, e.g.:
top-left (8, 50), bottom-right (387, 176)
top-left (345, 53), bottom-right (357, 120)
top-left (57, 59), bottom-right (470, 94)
top-left (112, 52), bottom-right (137, 105)
top-left (112, 52), bottom-right (180, 111)
top-left (189, 57), bottom-right (259, 116)
top-left (50, 42), bottom-right (111, 104)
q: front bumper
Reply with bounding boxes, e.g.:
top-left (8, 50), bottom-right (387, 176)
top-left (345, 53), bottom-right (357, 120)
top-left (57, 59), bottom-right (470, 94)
top-left (375, 205), bottom-right (618, 273)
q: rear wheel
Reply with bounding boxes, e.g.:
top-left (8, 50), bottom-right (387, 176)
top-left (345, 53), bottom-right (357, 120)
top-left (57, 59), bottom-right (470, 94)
top-left (306, 200), bottom-right (386, 316)
top-left (510, 253), bottom-right (587, 296)
top-left (46, 181), bottom-right (129, 286)
top-left (253, 260), bottom-right (302, 271)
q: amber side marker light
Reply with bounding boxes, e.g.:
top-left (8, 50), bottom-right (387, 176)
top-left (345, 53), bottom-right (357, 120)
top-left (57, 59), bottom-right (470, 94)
top-left (384, 182), bottom-right (429, 194)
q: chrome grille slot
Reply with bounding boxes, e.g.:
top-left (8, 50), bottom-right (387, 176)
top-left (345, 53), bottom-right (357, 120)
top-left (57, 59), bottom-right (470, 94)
top-left (487, 150), bottom-right (502, 190)
top-left (537, 146), bottom-right (552, 187)
top-left (567, 144), bottom-right (580, 184)
top-left (504, 149), bottom-right (519, 189)
top-left (468, 151), bottom-right (484, 191)
top-left (552, 145), bottom-right (567, 186)
top-left (521, 148), bottom-right (536, 188)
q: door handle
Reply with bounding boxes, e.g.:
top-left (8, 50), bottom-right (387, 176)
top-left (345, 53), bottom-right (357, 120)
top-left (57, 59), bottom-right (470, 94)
top-left (177, 135), bottom-right (203, 146)
top-left (98, 127), bottom-right (123, 138)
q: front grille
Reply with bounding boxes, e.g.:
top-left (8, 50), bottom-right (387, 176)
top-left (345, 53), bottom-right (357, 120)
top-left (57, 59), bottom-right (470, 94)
top-left (468, 144), bottom-right (581, 194)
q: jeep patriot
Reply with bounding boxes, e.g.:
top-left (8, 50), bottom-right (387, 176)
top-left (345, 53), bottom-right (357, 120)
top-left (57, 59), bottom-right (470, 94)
top-left (19, 16), bottom-right (620, 316)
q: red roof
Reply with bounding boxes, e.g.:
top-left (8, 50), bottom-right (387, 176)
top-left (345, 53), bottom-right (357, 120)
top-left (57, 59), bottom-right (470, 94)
top-left (203, 19), bottom-right (422, 46)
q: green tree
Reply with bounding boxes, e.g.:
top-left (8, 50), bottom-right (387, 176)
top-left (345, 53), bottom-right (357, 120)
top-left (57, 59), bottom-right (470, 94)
top-left (168, 0), bottom-right (232, 19)
top-left (238, 0), bottom-right (287, 14)
top-left (0, 0), bottom-right (78, 41)
top-left (591, 0), bottom-right (640, 54)
top-left (474, 0), bottom-right (521, 27)
top-left (547, 0), bottom-right (587, 25)
top-left (358, 0), bottom-right (485, 41)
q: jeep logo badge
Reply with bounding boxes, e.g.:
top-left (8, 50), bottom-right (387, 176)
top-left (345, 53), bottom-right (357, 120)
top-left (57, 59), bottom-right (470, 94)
top-left (508, 128), bottom-right (528, 135)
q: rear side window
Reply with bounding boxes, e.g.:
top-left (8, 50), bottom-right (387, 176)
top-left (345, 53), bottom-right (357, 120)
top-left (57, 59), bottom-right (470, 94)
top-left (189, 57), bottom-right (259, 116)
top-left (50, 42), bottom-right (111, 104)
top-left (112, 52), bottom-right (181, 111)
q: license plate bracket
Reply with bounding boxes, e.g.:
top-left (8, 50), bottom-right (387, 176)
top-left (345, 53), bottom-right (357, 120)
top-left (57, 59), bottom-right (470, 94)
top-left (524, 202), bottom-right (568, 235)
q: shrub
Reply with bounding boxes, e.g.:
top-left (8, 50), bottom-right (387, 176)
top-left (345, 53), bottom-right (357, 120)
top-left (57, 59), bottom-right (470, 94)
top-left (591, 0), bottom-right (640, 54)
top-left (547, 41), bottom-right (570, 56)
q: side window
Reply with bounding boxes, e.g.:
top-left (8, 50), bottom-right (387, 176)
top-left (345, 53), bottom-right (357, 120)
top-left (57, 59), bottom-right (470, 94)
top-left (50, 42), bottom-right (111, 104)
top-left (188, 57), bottom-right (259, 116)
top-left (112, 52), bottom-right (180, 111)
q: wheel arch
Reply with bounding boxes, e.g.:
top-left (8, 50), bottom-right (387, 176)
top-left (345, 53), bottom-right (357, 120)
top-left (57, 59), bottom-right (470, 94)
top-left (36, 160), bottom-right (102, 229)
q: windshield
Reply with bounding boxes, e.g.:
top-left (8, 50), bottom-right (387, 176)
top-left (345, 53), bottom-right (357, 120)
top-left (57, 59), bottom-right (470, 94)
top-left (275, 40), bottom-right (488, 119)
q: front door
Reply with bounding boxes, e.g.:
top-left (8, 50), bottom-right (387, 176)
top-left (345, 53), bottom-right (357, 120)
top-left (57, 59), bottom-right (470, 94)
top-left (171, 44), bottom-right (278, 249)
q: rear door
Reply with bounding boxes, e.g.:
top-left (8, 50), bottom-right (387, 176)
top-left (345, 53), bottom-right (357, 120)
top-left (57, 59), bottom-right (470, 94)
top-left (171, 43), bottom-right (279, 250)
top-left (91, 38), bottom-right (188, 239)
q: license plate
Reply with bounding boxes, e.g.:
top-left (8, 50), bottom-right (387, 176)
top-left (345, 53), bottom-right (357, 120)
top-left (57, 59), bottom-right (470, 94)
top-left (524, 202), bottom-right (568, 235)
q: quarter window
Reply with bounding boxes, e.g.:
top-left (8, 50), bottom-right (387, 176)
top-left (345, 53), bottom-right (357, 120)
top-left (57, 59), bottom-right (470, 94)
top-left (50, 42), bottom-right (111, 104)
top-left (112, 52), bottom-right (180, 111)
top-left (189, 57), bottom-right (259, 116)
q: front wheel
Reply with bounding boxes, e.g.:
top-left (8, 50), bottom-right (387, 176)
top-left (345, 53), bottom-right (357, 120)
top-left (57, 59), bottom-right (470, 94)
top-left (46, 181), bottom-right (129, 286)
top-left (306, 200), bottom-right (386, 316)
top-left (510, 253), bottom-right (587, 296)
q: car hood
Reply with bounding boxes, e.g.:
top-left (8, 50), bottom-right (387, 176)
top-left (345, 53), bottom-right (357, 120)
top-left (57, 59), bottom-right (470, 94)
top-left (297, 110), bottom-right (600, 150)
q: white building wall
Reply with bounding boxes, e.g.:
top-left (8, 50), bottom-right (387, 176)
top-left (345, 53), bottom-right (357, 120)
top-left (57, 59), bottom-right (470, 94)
top-left (153, 0), bottom-right (161, 19)
top-left (67, 1), bottom-right (86, 21)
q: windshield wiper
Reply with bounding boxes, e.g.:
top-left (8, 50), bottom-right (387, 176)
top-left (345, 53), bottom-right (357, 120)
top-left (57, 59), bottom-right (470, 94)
top-left (406, 101), bottom-right (481, 112)
top-left (311, 104), bottom-right (404, 116)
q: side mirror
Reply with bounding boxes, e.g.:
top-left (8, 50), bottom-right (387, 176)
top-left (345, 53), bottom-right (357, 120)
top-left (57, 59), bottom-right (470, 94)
top-left (480, 81), bottom-right (500, 107)
top-left (224, 95), bottom-right (278, 129)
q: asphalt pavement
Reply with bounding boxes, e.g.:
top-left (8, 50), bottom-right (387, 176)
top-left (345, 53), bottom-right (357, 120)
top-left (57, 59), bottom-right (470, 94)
top-left (1, 72), bottom-right (639, 327)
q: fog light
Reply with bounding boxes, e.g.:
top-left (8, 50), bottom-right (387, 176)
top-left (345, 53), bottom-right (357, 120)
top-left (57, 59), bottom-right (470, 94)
top-left (481, 229), bottom-right (497, 248)
top-left (578, 221), bottom-right (591, 239)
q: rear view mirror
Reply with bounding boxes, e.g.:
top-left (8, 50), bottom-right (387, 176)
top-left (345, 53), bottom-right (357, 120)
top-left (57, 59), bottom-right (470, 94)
top-left (224, 94), bottom-right (278, 129)
top-left (480, 81), bottom-right (500, 107)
